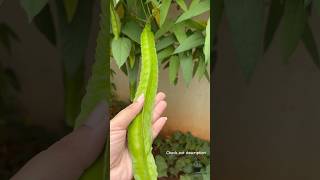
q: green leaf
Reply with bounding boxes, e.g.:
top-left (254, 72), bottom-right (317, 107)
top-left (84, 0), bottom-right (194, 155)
top-left (155, 155), bottom-right (168, 177)
top-left (158, 46), bottom-right (174, 62)
top-left (63, 0), bottom-right (79, 22)
top-left (56, 0), bottom-right (93, 126)
top-left (302, 23), bottom-right (320, 68)
top-left (173, 32), bottom-right (204, 54)
top-left (195, 55), bottom-right (206, 80)
top-left (110, 3), bottom-right (121, 39)
top-left (176, 0), bottom-right (187, 11)
top-left (159, 0), bottom-right (172, 26)
top-left (169, 55), bottom-right (180, 85)
top-left (75, 1), bottom-right (110, 179)
top-left (113, 0), bottom-right (120, 6)
top-left (185, 19), bottom-right (206, 30)
top-left (0, 23), bottom-right (20, 54)
top-left (264, 0), bottom-right (285, 52)
top-left (224, 0), bottom-right (264, 80)
top-left (122, 20), bottom-right (142, 44)
top-left (212, 0), bottom-right (223, 39)
top-left (176, 0), bottom-right (210, 23)
top-left (173, 22), bottom-right (187, 43)
top-left (203, 17), bottom-right (210, 64)
top-left (111, 37), bottom-right (132, 68)
top-left (304, 0), bottom-right (312, 7)
top-left (155, 19), bottom-right (174, 39)
top-left (156, 34), bottom-right (175, 51)
top-left (280, 0), bottom-right (306, 63)
top-left (33, 4), bottom-right (56, 45)
top-left (20, 0), bottom-right (48, 22)
top-left (179, 53), bottom-right (193, 86)
top-left (315, 0), bottom-right (320, 16)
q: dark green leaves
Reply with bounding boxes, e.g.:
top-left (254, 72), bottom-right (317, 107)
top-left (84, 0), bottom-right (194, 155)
top-left (111, 37), bottom-right (132, 68)
top-left (63, 0), bottom-right (79, 22)
top-left (280, 0), bottom-right (306, 62)
top-left (159, 0), bottom-right (172, 26)
top-left (155, 155), bottom-right (168, 177)
top-left (33, 4), bottom-right (56, 45)
top-left (122, 20), bottom-right (142, 44)
top-left (0, 23), bottom-right (20, 54)
top-left (302, 23), bottom-right (320, 67)
top-left (56, 0), bottom-right (93, 126)
top-left (174, 32), bottom-right (204, 54)
top-left (176, 0), bottom-right (210, 23)
top-left (20, 0), bottom-right (48, 22)
top-left (169, 56), bottom-right (179, 85)
top-left (224, 0), bottom-right (264, 80)
top-left (264, 0), bottom-right (284, 52)
top-left (179, 53), bottom-right (193, 86)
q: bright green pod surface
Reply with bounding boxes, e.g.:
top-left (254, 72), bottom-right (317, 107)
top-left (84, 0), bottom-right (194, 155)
top-left (128, 24), bottom-right (158, 180)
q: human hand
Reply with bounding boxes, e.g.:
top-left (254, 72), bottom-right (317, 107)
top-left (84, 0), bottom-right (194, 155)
top-left (12, 102), bottom-right (109, 180)
top-left (110, 92), bottom-right (167, 180)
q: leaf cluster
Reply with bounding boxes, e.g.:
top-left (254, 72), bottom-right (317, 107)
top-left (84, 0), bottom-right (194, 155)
top-left (110, 0), bottom-right (210, 90)
top-left (153, 131), bottom-right (210, 179)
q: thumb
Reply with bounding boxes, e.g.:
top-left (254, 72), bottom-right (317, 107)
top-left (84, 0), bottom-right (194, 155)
top-left (111, 94), bottom-right (144, 129)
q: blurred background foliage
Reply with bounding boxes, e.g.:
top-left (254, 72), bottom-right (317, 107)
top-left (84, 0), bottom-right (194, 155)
top-left (214, 0), bottom-right (320, 81)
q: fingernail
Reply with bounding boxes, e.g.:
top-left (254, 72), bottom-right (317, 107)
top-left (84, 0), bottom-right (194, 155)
top-left (136, 94), bottom-right (144, 104)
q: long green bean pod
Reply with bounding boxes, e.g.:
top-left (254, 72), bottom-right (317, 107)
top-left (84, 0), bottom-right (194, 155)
top-left (128, 24), bottom-right (158, 180)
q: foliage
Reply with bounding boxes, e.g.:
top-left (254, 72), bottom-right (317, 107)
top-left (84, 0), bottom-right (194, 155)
top-left (73, 0), bottom-right (110, 179)
top-left (215, 0), bottom-right (320, 80)
top-left (110, 0), bottom-right (210, 91)
top-left (153, 131), bottom-right (210, 180)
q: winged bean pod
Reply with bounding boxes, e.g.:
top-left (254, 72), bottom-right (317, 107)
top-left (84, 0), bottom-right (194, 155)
top-left (128, 24), bottom-right (158, 180)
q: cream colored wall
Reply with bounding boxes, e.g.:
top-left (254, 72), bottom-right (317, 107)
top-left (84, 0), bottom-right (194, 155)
top-left (111, 62), bottom-right (210, 140)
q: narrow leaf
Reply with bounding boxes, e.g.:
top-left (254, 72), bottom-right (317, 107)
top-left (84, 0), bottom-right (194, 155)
top-left (173, 32), bottom-right (204, 54)
top-left (33, 4), bottom-right (56, 45)
top-left (280, 0), bottom-right (306, 62)
top-left (203, 17), bottom-right (210, 64)
top-left (56, 0), bottom-right (93, 126)
top-left (176, 0), bottom-right (210, 23)
top-left (302, 23), bottom-right (320, 68)
top-left (75, 1), bottom-right (110, 179)
top-left (158, 46), bottom-right (174, 62)
top-left (195, 55), bottom-right (206, 80)
top-left (111, 37), bottom-right (132, 68)
top-left (156, 34), bottom-right (176, 51)
top-left (169, 55), bottom-right (180, 85)
top-left (0, 23), bottom-right (20, 54)
top-left (264, 0), bottom-right (285, 52)
top-left (173, 22), bottom-right (187, 43)
top-left (20, 0), bottom-right (48, 22)
top-left (155, 19), bottom-right (174, 39)
top-left (224, 0), bottom-right (264, 80)
top-left (159, 0), bottom-right (172, 26)
top-left (176, 0), bottom-right (187, 11)
top-left (110, 3), bottom-right (121, 39)
top-left (63, 0), bottom-right (79, 22)
top-left (179, 53), bottom-right (193, 86)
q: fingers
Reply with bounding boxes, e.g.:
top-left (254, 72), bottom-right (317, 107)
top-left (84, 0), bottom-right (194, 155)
top-left (152, 117), bottom-right (168, 140)
top-left (12, 102), bottom-right (109, 180)
top-left (152, 100), bottom-right (167, 122)
top-left (154, 92), bottom-right (166, 106)
top-left (111, 94), bottom-right (144, 129)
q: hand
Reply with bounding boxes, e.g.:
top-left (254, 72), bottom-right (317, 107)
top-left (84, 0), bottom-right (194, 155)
top-left (12, 102), bottom-right (109, 180)
top-left (110, 92), bottom-right (167, 180)
top-left (11, 92), bottom-right (167, 180)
